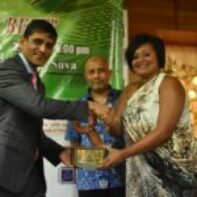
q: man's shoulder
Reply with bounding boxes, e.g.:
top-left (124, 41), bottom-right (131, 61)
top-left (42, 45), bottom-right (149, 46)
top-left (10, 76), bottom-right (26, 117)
top-left (111, 88), bottom-right (122, 94)
top-left (109, 87), bottom-right (122, 99)
top-left (0, 55), bottom-right (22, 69)
top-left (79, 92), bottom-right (90, 101)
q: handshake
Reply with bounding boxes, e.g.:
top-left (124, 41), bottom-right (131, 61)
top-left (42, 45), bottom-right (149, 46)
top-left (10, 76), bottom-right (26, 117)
top-left (88, 101), bottom-right (114, 126)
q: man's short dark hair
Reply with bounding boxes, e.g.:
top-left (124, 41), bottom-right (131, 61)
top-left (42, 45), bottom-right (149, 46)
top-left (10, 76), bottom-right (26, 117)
top-left (125, 33), bottom-right (165, 70)
top-left (23, 19), bottom-right (57, 40)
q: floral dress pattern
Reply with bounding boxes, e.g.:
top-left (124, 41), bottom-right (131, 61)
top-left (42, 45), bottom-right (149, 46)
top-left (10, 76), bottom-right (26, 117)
top-left (122, 72), bottom-right (197, 197)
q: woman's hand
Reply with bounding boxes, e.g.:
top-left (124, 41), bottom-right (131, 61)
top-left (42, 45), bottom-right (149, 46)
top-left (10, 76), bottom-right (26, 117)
top-left (100, 107), bottom-right (115, 126)
top-left (102, 147), bottom-right (125, 168)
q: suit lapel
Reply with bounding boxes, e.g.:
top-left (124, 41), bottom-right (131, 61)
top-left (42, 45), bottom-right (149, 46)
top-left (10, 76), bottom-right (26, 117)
top-left (14, 54), bottom-right (45, 93)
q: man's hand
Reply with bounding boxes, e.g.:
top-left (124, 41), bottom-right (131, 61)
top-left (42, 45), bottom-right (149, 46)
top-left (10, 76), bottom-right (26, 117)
top-left (72, 110), bottom-right (97, 134)
top-left (72, 121), bottom-right (89, 134)
top-left (59, 148), bottom-right (74, 167)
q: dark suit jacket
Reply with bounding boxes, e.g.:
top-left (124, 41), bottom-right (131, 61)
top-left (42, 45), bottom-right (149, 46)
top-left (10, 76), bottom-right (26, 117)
top-left (0, 55), bottom-right (88, 193)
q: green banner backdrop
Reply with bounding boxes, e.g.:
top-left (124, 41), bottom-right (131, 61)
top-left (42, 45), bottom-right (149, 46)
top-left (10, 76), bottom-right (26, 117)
top-left (0, 0), bottom-right (123, 100)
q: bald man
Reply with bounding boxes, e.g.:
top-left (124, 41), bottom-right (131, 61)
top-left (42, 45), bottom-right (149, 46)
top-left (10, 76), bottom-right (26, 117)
top-left (66, 56), bottom-right (125, 197)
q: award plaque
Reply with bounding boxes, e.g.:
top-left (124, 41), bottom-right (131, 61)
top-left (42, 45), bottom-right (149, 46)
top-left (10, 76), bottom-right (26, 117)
top-left (73, 147), bottom-right (107, 169)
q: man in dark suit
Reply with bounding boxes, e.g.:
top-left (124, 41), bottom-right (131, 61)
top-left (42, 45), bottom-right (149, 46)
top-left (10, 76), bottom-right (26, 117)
top-left (0, 19), bottom-right (108, 197)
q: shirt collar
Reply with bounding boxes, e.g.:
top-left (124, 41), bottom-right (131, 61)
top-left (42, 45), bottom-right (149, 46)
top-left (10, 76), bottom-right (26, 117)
top-left (86, 85), bottom-right (115, 103)
top-left (18, 53), bottom-right (34, 74)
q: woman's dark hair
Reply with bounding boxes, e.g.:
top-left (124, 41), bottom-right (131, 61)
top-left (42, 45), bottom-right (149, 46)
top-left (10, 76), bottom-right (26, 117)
top-left (23, 19), bottom-right (57, 40)
top-left (125, 33), bottom-right (165, 70)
